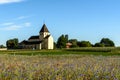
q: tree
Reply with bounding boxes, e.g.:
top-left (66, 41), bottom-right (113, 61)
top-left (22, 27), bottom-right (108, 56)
top-left (77, 41), bottom-right (92, 47)
top-left (0, 45), bottom-right (6, 48)
top-left (54, 42), bottom-right (57, 49)
top-left (6, 38), bottom-right (19, 49)
top-left (69, 39), bottom-right (78, 48)
top-left (65, 35), bottom-right (68, 42)
top-left (100, 38), bottom-right (115, 47)
top-left (94, 42), bottom-right (104, 47)
top-left (56, 35), bottom-right (68, 48)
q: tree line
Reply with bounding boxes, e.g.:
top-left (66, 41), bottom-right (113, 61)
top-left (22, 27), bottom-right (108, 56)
top-left (55, 34), bottom-right (115, 48)
top-left (5, 34), bottom-right (115, 49)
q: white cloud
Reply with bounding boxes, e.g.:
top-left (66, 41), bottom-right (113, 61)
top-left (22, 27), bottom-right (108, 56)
top-left (0, 22), bottom-right (31, 31)
top-left (13, 15), bottom-right (31, 21)
top-left (0, 0), bottom-right (24, 4)
top-left (3, 25), bottom-right (21, 30)
top-left (17, 16), bottom-right (28, 20)
top-left (24, 22), bottom-right (31, 27)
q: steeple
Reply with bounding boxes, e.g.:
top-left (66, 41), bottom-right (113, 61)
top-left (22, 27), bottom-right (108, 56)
top-left (39, 24), bottom-right (50, 40)
top-left (39, 24), bottom-right (49, 33)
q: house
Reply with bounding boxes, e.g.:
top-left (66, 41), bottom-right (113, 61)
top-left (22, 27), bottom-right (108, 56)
top-left (66, 42), bottom-right (72, 48)
top-left (19, 24), bottom-right (54, 49)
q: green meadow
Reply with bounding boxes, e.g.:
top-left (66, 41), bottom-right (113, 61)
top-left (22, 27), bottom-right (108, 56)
top-left (0, 47), bottom-right (120, 56)
top-left (0, 47), bottom-right (120, 80)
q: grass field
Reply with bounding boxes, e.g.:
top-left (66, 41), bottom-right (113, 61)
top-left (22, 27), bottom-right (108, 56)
top-left (0, 47), bottom-right (120, 79)
top-left (0, 47), bottom-right (120, 56)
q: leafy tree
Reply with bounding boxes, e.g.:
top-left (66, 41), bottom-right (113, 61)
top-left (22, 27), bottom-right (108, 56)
top-left (54, 42), bottom-right (57, 49)
top-left (0, 45), bottom-right (6, 48)
top-left (6, 38), bottom-right (19, 49)
top-left (94, 43), bottom-right (104, 47)
top-left (100, 38), bottom-right (115, 47)
top-left (56, 35), bottom-right (68, 48)
top-left (69, 39), bottom-right (78, 48)
top-left (65, 35), bottom-right (69, 42)
top-left (77, 41), bottom-right (92, 47)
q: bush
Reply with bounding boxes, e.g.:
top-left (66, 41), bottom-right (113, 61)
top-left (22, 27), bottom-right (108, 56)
top-left (77, 41), bottom-right (92, 47)
top-left (100, 38), bottom-right (115, 47)
top-left (94, 43), bottom-right (104, 47)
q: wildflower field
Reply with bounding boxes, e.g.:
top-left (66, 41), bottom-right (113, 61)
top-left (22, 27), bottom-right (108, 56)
top-left (0, 48), bottom-right (120, 80)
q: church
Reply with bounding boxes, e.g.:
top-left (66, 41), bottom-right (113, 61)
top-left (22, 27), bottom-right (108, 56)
top-left (19, 24), bottom-right (54, 49)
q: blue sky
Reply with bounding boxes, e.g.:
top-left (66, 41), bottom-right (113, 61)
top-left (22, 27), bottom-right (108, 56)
top-left (0, 0), bottom-right (120, 46)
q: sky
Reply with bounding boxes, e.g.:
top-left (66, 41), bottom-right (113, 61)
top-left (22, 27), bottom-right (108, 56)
top-left (0, 0), bottom-right (120, 46)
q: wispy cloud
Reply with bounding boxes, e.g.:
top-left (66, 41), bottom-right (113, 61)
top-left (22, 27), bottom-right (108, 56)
top-left (0, 0), bottom-right (24, 4)
top-left (3, 25), bottom-right (21, 30)
top-left (24, 22), bottom-right (31, 27)
top-left (0, 15), bottom-right (32, 31)
top-left (0, 22), bottom-right (31, 31)
top-left (16, 16), bottom-right (29, 20)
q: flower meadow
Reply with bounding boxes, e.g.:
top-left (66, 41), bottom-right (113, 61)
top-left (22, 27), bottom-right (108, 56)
top-left (0, 54), bottom-right (120, 80)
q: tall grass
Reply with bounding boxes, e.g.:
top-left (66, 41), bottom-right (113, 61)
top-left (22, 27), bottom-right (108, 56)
top-left (0, 55), bottom-right (119, 79)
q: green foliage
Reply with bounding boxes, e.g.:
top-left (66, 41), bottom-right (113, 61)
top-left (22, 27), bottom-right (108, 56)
top-left (69, 39), bottom-right (78, 48)
top-left (56, 34), bottom-right (68, 48)
top-left (94, 43), bottom-right (104, 47)
top-left (0, 45), bottom-right (6, 48)
top-left (6, 38), bottom-right (19, 49)
top-left (54, 42), bottom-right (57, 49)
top-left (100, 38), bottom-right (115, 47)
top-left (65, 34), bottom-right (68, 42)
top-left (64, 47), bottom-right (115, 53)
top-left (0, 47), bottom-right (120, 56)
top-left (77, 41), bottom-right (92, 47)
top-left (56, 35), bottom-right (116, 48)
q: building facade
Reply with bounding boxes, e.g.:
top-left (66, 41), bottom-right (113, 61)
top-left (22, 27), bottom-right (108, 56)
top-left (19, 24), bottom-right (54, 49)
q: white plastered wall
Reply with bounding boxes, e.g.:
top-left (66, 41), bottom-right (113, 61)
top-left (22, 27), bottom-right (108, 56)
top-left (48, 35), bottom-right (54, 49)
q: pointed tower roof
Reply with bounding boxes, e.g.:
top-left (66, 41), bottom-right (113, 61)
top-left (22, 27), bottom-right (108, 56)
top-left (40, 24), bottom-right (49, 33)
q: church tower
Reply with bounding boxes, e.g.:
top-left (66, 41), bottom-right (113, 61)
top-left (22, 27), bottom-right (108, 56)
top-left (39, 24), bottom-right (54, 49)
top-left (39, 24), bottom-right (50, 40)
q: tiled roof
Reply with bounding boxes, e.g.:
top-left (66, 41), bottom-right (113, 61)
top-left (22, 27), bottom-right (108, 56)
top-left (27, 41), bottom-right (42, 44)
top-left (20, 40), bottom-right (42, 45)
